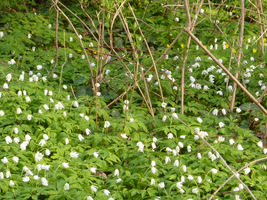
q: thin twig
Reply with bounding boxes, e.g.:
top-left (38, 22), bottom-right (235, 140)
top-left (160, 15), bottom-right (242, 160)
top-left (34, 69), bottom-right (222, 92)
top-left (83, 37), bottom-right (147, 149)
top-left (48, 4), bottom-right (59, 78)
top-left (184, 28), bottom-right (267, 116)
top-left (209, 156), bottom-right (267, 199)
top-left (230, 0), bottom-right (245, 111)
top-left (172, 115), bottom-right (257, 200)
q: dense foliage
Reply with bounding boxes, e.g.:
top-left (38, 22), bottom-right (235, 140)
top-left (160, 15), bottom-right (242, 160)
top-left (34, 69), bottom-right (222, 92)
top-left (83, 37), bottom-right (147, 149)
top-left (0, 0), bottom-right (267, 199)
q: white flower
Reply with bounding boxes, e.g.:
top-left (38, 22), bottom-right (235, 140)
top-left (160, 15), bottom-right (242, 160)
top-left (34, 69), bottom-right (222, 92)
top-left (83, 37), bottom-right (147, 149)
top-left (9, 180), bottom-right (15, 186)
top-left (219, 122), bottom-right (225, 128)
top-left (87, 196), bottom-right (94, 200)
top-left (158, 182), bottom-right (165, 188)
top-left (187, 145), bottom-right (191, 152)
top-left (6, 74), bottom-right (12, 82)
top-left (161, 102), bottom-right (167, 108)
top-left (97, 92), bottom-right (101, 96)
top-left (116, 178), bottom-right (122, 183)
top-left (64, 183), bottom-right (69, 190)
top-left (25, 134), bottom-right (32, 142)
top-left (263, 149), bottom-right (267, 154)
top-left (0, 172), bottom-right (4, 179)
top-left (0, 110), bottom-right (5, 116)
top-left (41, 177), bottom-right (48, 186)
top-left (152, 142), bottom-right (156, 150)
top-left (211, 168), bottom-right (218, 174)
top-left (176, 182), bottom-right (183, 189)
top-left (90, 167), bottom-right (96, 173)
top-left (17, 108), bottom-right (22, 114)
top-left (12, 156), bottom-right (19, 163)
top-left (192, 188), bottom-right (199, 193)
top-left (181, 176), bottom-right (185, 183)
top-left (0, 31), bottom-right (4, 38)
top-left (5, 136), bottom-right (12, 144)
top-left (151, 161), bottom-right (156, 167)
top-left (85, 128), bottom-right (91, 135)
top-left (217, 91), bottom-right (223, 96)
top-left (37, 65), bottom-right (42, 70)
top-left (91, 185), bottom-right (98, 192)
top-left (119, 133), bottom-right (127, 139)
top-left (33, 175), bottom-right (39, 180)
top-left (178, 142), bottom-right (184, 148)
top-left (62, 163), bottom-right (69, 168)
top-left (27, 115), bottom-right (34, 121)
top-left (228, 139), bottom-right (235, 145)
top-left (65, 138), bottom-right (69, 144)
top-left (236, 108), bottom-right (242, 113)
top-left (41, 134), bottom-right (49, 141)
top-left (172, 113), bottom-right (178, 119)
top-left (188, 175), bottom-right (194, 180)
top-left (165, 156), bottom-right (171, 164)
top-left (167, 133), bottom-right (173, 139)
top-left (45, 149), bottom-right (50, 156)
top-left (55, 102), bottom-right (64, 110)
top-left (237, 144), bottom-right (244, 151)
top-left (162, 115), bottom-right (167, 122)
top-left (136, 141), bottom-right (145, 152)
top-left (203, 85), bottom-right (209, 90)
top-left (196, 117), bottom-right (203, 123)
top-left (73, 101), bottom-right (79, 108)
top-left (43, 104), bottom-right (49, 110)
top-left (208, 152), bottom-right (217, 161)
top-left (104, 121), bottom-right (111, 128)
top-left (151, 166), bottom-right (157, 174)
top-left (39, 139), bottom-right (46, 147)
top-left (114, 169), bottom-right (119, 177)
top-left (1, 157), bottom-right (8, 164)
top-left (174, 160), bottom-right (179, 167)
top-left (124, 100), bottom-right (129, 104)
top-left (183, 165), bottom-right (187, 172)
top-left (93, 152), bottom-right (99, 158)
top-left (78, 134), bottom-right (84, 141)
top-left (35, 152), bottom-right (44, 162)
top-left (23, 176), bottom-right (30, 182)
top-left (257, 141), bottom-right (263, 148)
top-left (218, 136), bottom-right (225, 142)
top-left (197, 153), bottom-right (202, 159)
top-left (104, 189), bottom-right (110, 196)
top-left (244, 167), bottom-right (251, 174)
top-left (129, 118), bottom-right (134, 123)
top-left (20, 141), bottom-right (29, 150)
top-left (6, 171), bottom-right (11, 178)
top-left (151, 178), bottom-right (155, 185)
top-left (70, 152), bottom-right (79, 158)
top-left (175, 17), bottom-right (179, 22)
top-left (212, 109), bottom-right (218, 116)
top-left (8, 59), bottom-right (16, 65)
top-left (197, 176), bottom-right (202, 183)
top-left (3, 83), bottom-right (9, 89)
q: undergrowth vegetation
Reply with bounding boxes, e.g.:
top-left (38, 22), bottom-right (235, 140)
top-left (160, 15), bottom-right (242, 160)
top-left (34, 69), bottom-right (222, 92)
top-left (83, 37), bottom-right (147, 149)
top-left (0, 0), bottom-right (267, 199)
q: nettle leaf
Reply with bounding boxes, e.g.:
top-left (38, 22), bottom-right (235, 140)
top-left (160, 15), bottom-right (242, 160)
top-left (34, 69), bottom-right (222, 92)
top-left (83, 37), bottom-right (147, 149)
top-left (240, 103), bottom-right (260, 111)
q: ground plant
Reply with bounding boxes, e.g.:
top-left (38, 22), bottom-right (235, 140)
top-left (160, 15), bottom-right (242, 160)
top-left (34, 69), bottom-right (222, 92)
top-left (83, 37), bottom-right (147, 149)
top-left (0, 0), bottom-right (267, 199)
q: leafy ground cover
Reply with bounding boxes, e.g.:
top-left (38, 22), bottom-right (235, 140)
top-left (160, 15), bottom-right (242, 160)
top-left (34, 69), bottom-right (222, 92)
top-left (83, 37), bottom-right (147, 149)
top-left (0, 0), bottom-right (267, 199)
